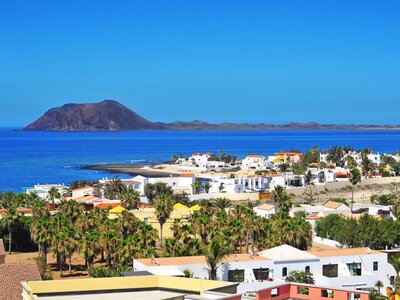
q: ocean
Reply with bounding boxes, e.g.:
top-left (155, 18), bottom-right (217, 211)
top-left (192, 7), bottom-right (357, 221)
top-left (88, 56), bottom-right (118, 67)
top-left (1, 128), bottom-right (400, 192)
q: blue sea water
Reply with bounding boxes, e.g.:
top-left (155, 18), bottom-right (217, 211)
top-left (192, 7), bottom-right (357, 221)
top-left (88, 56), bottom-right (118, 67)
top-left (1, 128), bottom-right (400, 192)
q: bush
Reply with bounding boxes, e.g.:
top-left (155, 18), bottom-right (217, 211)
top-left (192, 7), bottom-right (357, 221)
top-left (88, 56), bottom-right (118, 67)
top-left (88, 266), bottom-right (133, 278)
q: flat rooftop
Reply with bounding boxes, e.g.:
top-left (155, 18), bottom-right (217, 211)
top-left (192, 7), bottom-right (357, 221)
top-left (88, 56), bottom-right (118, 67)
top-left (37, 290), bottom-right (185, 300)
top-left (137, 253), bottom-right (268, 266)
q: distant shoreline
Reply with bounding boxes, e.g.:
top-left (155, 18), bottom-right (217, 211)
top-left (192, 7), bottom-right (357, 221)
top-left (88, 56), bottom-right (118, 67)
top-left (81, 164), bottom-right (180, 178)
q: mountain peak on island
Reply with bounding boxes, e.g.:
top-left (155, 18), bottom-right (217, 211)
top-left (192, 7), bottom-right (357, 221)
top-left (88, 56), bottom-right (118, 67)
top-left (24, 100), bottom-right (163, 131)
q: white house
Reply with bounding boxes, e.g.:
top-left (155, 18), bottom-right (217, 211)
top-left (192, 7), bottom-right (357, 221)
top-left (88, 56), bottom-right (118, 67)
top-left (254, 203), bottom-right (276, 218)
top-left (134, 244), bottom-right (394, 293)
top-left (101, 173), bottom-right (195, 196)
top-left (71, 186), bottom-right (99, 199)
top-left (25, 184), bottom-right (69, 200)
top-left (242, 155), bottom-right (268, 170)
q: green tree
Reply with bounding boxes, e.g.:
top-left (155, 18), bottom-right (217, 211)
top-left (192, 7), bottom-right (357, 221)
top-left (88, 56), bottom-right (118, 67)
top-left (191, 180), bottom-right (203, 195)
top-left (203, 182), bottom-right (212, 193)
top-left (103, 176), bottom-right (126, 200)
top-left (327, 145), bottom-right (344, 166)
top-left (213, 197), bottom-right (232, 212)
top-left (144, 182), bottom-right (173, 203)
top-left (205, 238), bottom-right (228, 280)
top-left (349, 168), bottom-right (362, 212)
top-left (301, 185), bottom-right (318, 205)
top-left (119, 187), bottom-right (140, 210)
top-left (285, 270), bottom-right (315, 284)
top-left (48, 187), bottom-right (60, 203)
top-left (154, 194), bottom-right (174, 244)
top-left (2, 205), bottom-right (19, 254)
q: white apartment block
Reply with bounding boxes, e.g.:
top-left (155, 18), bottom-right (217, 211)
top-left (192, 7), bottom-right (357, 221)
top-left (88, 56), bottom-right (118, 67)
top-left (134, 245), bottom-right (394, 293)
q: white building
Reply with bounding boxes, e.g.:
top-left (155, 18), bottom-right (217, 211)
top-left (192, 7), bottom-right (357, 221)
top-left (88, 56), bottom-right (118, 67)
top-left (134, 244), bottom-right (394, 293)
top-left (71, 186), bottom-right (100, 199)
top-left (209, 176), bottom-right (269, 194)
top-left (254, 203), bottom-right (276, 218)
top-left (242, 155), bottom-right (268, 170)
top-left (25, 184), bottom-right (69, 200)
top-left (102, 174), bottom-right (196, 195)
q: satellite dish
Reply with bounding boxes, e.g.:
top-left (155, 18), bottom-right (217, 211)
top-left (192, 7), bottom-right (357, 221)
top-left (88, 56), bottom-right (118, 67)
top-left (366, 247), bottom-right (371, 253)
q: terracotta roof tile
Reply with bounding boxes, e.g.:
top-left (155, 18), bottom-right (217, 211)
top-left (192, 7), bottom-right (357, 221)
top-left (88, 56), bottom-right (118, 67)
top-left (323, 201), bottom-right (344, 209)
top-left (306, 248), bottom-right (382, 257)
top-left (95, 202), bottom-right (122, 209)
top-left (71, 186), bottom-right (92, 191)
top-left (0, 263), bottom-right (41, 300)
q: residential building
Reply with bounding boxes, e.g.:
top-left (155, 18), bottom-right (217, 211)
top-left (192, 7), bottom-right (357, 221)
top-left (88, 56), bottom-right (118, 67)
top-left (25, 184), bottom-right (69, 200)
top-left (275, 152), bottom-right (304, 164)
top-left (135, 244), bottom-right (393, 293)
top-left (254, 203), bottom-right (276, 218)
top-left (101, 173), bottom-right (195, 195)
top-left (71, 186), bottom-right (100, 198)
top-left (242, 155), bottom-right (268, 170)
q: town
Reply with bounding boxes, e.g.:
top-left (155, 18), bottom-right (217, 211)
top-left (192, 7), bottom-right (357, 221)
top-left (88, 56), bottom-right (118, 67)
top-left (1, 146), bottom-right (400, 299)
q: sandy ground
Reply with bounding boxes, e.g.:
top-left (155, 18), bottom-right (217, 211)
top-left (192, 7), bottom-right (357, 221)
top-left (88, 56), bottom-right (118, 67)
top-left (4, 251), bottom-right (101, 280)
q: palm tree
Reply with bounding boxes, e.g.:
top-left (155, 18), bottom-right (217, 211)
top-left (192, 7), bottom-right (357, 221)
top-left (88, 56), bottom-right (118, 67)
top-left (191, 180), bottom-right (203, 195)
top-left (213, 197), bottom-right (232, 213)
top-left (375, 280), bottom-right (384, 295)
top-left (80, 230), bottom-right (100, 268)
top-left (99, 219), bottom-right (121, 267)
top-left (205, 238), bottom-right (228, 280)
top-left (103, 176), bottom-right (126, 200)
top-left (2, 205), bottom-right (19, 254)
top-left (349, 167), bottom-right (362, 212)
top-left (273, 186), bottom-right (292, 213)
top-left (119, 187), bottom-right (140, 210)
top-left (203, 182), bottom-right (212, 193)
top-left (154, 194), bottom-right (174, 244)
top-left (118, 233), bottom-right (142, 268)
top-left (30, 215), bottom-right (53, 273)
top-left (48, 187), bottom-right (60, 203)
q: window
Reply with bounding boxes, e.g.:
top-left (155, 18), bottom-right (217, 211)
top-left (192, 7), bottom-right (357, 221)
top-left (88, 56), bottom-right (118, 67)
top-left (373, 261), bottom-right (378, 271)
top-left (322, 264), bottom-right (338, 278)
top-left (282, 267), bottom-right (287, 277)
top-left (321, 290), bottom-right (334, 298)
top-left (347, 263), bottom-right (362, 276)
top-left (297, 287), bottom-right (309, 295)
top-left (305, 266), bottom-right (310, 274)
top-left (228, 269), bottom-right (245, 282)
top-left (253, 268), bottom-right (269, 281)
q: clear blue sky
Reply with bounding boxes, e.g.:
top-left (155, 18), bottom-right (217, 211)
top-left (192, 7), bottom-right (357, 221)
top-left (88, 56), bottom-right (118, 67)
top-left (1, 0), bottom-right (399, 126)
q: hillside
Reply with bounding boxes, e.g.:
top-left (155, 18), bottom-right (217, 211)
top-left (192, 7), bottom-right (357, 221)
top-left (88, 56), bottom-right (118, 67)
top-left (24, 100), bottom-right (400, 131)
top-left (24, 100), bottom-right (164, 131)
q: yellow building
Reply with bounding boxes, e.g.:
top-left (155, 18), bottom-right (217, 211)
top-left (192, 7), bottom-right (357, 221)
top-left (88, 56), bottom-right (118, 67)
top-left (22, 275), bottom-right (240, 300)
top-left (131, 204), bottom-right (201, 239)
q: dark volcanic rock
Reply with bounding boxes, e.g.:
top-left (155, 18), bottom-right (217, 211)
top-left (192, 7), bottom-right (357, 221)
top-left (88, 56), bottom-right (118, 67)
top-left (24, 100), bottom-right (164, 131)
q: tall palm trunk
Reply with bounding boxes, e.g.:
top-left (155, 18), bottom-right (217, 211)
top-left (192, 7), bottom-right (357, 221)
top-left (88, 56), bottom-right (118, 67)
top-left (69, 256), bottom-right (72, 273)
top-left (351, 184), bottom-right (355, 212)
top-left (8, 225), bottom-right (12, 254)
top-left (160, 224), bottom-right (164, 245)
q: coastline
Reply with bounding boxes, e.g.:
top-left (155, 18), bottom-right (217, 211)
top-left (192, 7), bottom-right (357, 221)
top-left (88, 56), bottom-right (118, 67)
top-left (81, 164), bottom-right (181, 178)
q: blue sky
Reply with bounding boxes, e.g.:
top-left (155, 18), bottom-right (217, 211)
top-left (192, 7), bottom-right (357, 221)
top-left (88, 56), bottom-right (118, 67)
top-left (1, 0), bottom-right (399, 126)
